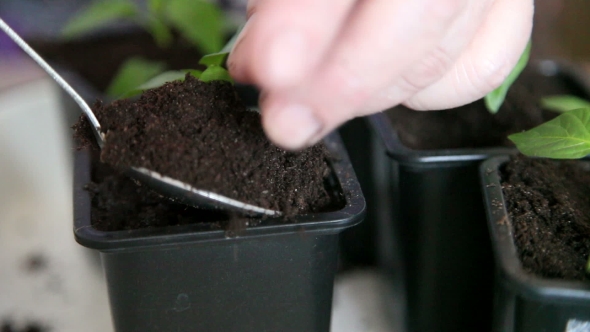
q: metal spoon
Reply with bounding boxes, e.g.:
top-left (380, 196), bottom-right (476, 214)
top-left (0, 18), bottom-right (280, 217)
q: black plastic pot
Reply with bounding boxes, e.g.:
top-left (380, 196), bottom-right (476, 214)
top-left (480, 156), bottom-right (590, 332)
top-left (337, 118), bottom-right (380, 269)
top-left (73, 133), bottom-right (365, 332)
top-left (368, 60), bottom-right (590, 332)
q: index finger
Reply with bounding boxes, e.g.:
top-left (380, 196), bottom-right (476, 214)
top-left (228, 0), bottom-right (356, 89)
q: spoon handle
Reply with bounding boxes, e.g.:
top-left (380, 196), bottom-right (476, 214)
top-left (0, 17), bottom-right (105, 145)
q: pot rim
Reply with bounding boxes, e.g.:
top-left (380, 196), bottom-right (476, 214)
top-left (370, 60), bottom-right (590, 166)
top-left (74, 132), bottom-right (366, 252)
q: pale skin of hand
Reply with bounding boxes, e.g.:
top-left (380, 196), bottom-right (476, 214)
top-left (228, 0), bottom-right (534, 150)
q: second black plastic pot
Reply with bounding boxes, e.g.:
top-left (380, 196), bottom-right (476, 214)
top-left (480, 156), bottom-right (590, 332)
top-left (368, 60), bottom-right (590, 332)
top-left (73, 133), bottom-right (365, 332)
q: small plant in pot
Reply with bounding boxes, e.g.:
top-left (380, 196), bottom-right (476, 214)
top-left (481, 96), bottom-right (590, 332)
top-left (72, 51), bottom-right (366, 332)
top-left (368, 41), bottom-right (590, 332)
top-left (33, 0), bottom-right (231, 97)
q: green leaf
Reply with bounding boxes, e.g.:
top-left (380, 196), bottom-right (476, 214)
top-left (508, 108), bottom-right (590, 159)
top-left (62, 0), bottom-right (138, 39)
top-left (106, 57), bottom-right (167, 98)
top-left (199, 65), bottom-right (233, 83)
top-left (145, 16), bottom-right (173, 48)
top-left (199, 52), bottom-right (229, 67)
top-left (484, 41), bottom-right (532, 114)
top-left (540, 95), bottom-right (590, 113)
top-left (164, 0), bottom-right (225, 53)
top-left (121, 69), bottom-right (202, 98)
top-left (148, 0), bottom-right (165, 14)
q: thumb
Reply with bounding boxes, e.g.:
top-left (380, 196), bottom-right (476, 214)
top-left (260, 93), bottom-right (327, 151)
top-left (403, 0), bottom-right (533, 110)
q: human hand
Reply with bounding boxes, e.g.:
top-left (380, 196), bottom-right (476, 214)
top-left (228, 0), bottom-right (534, 150)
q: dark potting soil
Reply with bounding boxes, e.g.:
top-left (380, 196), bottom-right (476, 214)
top-left (387, 67), bottom-right (585, 150)
top-left (87, 159), bottom-right (229, 231)
top-left (501, 155), bottom-right (590, 281)
top-left (74, 75), bottom-right (342, 217)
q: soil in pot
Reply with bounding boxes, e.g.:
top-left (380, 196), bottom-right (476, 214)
top-left (500, 154), bottom-right (590, 281)
top-left (387, 68), bottom-right (585, 150)
top-left (74, 75), bottom-right (344, 221)
top-left (85, 158), bottom-right (230, 231)
top-left (86, 159), bottom-right (230, 231)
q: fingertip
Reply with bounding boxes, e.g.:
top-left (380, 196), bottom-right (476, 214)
top-left (261, 99), bottom-right (324, 151)
top-left (227, 56), bottom-right (249, 83)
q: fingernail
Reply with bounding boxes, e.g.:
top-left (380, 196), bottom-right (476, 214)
top-left (227, 15), bottom-right (255, 78)
top-left (265, 103), bottom-right (323, 150)
top-left (231, 13), bottom-right (255, 53)
top-left (266, 30), bottom-right (308, 86)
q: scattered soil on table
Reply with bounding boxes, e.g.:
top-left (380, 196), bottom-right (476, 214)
top-left (387, 67), bottom-right (587, 150)
top-left (23, 254), bottom-right (47, 274)
top-left (501, 155), bottom-right (590, 281)
top-left (1, 321), bottom-right (47, 332)
top-left (74, 75), bottom-right (343, 217)
top-left (87, 160), bottom-right (229, 231)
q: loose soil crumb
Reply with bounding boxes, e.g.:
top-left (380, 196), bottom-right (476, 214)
top-left (74, 75), bottom-right (342, 216)
top-left (23, 254), bottom-right (47, 274)
top-left (387, 68), bottom-right (584, 150)
top-left (501, 155), bottom-right (590, 281)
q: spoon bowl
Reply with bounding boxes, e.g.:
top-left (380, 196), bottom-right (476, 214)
top-left (0, 17), bottom-right (280, 217)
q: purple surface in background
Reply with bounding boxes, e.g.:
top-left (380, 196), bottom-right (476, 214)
top-left (0, 16), bottom-right (22, 58)
top-left (0, 0), bottom-right (248, 59)
top-left (0, 0), bottom-right (247, 38)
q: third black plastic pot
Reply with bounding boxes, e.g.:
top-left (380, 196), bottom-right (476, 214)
top-left (73, 133), bottom-right (365, 332)
top-left (368, 60), bottom-right (590, 332)
top-left (480, 156), bottom-right (590, 332)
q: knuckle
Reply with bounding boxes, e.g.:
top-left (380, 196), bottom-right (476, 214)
top-left (398, 46), bottom-right (454, 92)
top-left (330, 60), bottom-right (373, 108)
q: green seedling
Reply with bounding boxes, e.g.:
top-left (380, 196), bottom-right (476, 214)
top-left (119, 52), bottom-right (232, 98)
top-left (508, 95), bottom-right (590, 273)
top-left (117, 25), bottom-right (240, 98)
top-left (484, 41), bottom-right (532, 114)
top-left (540, 95), bottom-right (590, 113)
top-left (119, 68), bottom-right (202, 98)
top-left (510, 95), bottom-right (590, 158)
top-left (509, 107), bottom-right (590, 159)
top-left (62, 0), bottom-right (229, 97)
top-left (198, 52), bottom-right (232, 82)
top-left (105, 57), bottom-right (167, 98)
